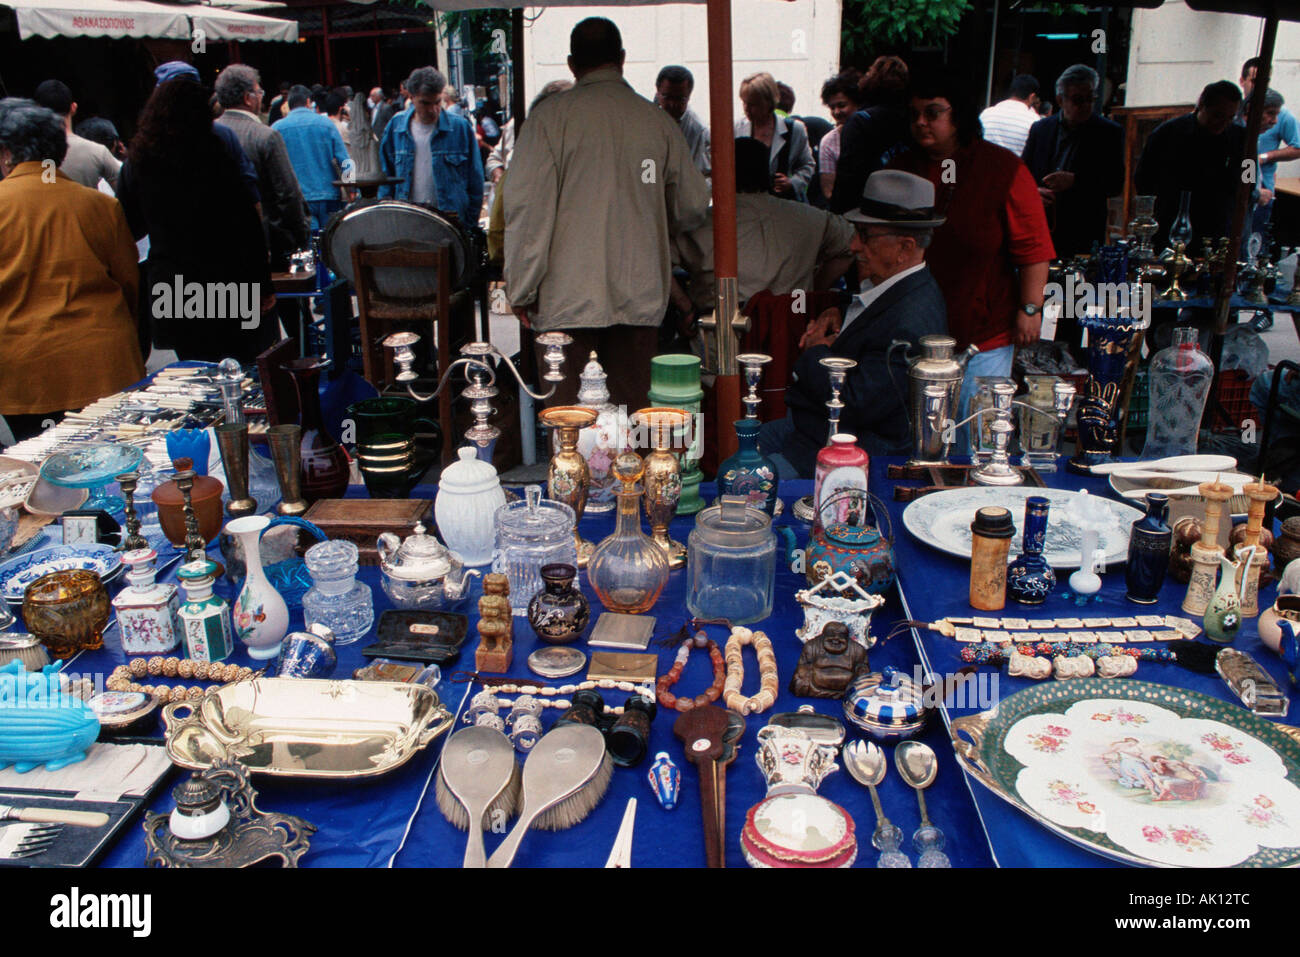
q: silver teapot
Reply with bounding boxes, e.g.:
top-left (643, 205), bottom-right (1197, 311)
top-left (377, 523), bottom-right (479, 610)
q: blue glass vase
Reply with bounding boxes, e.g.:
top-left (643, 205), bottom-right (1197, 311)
top-left (1125, 492), bottom-right (1172, 604)
top-left (1007, 496), bottom-right (1055, 604)
top-left (166, 428), bottom-right (211, 477)
top-left (715, 419), bottom-right (779, 515)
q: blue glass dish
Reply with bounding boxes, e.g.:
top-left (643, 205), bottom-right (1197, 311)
top-left (39, 443), bottom-right (144, 515)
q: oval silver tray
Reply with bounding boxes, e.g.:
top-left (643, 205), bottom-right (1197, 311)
top-left (163, 677), bottom-right (453, 779)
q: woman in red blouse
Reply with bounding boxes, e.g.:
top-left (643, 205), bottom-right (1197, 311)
top-left (889, 70), bottom-right (1055, 448)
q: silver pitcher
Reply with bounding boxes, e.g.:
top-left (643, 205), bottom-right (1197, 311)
top-left (904, 335), bottom-right (977, 467)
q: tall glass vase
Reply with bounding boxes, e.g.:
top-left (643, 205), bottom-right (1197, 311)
top-left (283, 358), bottom-right (350, 503)
top-left (1068, 314), bottom-right (1144, 473)
top-left (1143, 326), bottom-right (1213, 460)
top-left (716, 419), bottom-right (779, 515)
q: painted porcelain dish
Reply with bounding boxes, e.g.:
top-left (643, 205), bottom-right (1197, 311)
top-left (951, 679), bottom-right (1300, 867)
top-left (902, 487), bottom-right (1141, 569)
top-left (0, 544), bottom-right (123, 603)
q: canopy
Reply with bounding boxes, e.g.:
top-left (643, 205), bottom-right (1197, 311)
top-left (5, 0), bottom-right (298, 41)
top-left (9, 0), bottom-right (190, 39)
top-left (189, 3), bottom-right (296, 41)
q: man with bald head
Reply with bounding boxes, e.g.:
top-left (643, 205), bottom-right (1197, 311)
top-left (505, 17), bottom-right (709, 410)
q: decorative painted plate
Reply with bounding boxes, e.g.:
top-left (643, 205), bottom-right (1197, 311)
top-left (902, 486), bottom-right (1141, 569)
top-left (952, 680), bottom-right (1300, 867)
top-left (0, 544), bottom-right (123, 603)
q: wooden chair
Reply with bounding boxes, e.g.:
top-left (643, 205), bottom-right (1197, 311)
top-left (352, 240), bottom-right (458, 465)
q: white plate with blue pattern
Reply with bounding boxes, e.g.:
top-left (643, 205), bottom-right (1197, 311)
top-left (0, 544), bottom-right (124, 603)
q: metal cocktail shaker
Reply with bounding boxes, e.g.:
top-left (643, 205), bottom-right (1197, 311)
top-left (905, 335), bottom-right (976, 467)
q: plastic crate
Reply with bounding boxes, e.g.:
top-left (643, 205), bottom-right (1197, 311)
top-left (1214, 369), bottom-right (1255, 432)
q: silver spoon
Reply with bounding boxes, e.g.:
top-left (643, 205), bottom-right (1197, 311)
top-left (895, 741), bottom-right (951, 868)
top-left (844, 740), bottom-right (910, 868)
top-left (439, 726), bottom-right (517, 868)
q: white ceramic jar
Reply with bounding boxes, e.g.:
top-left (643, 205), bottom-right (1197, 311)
top-left (435, 446), bottom-right (507, 566)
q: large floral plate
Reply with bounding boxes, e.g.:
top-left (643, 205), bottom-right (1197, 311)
top-left (902, 486), bottom-right (1141, 569)
top-left (952, 680), bottom-right (1300, 867)
top-left (0, 544), bottom-right (123, 603)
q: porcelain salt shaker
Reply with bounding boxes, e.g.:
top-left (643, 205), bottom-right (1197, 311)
top-left (113, 548), bottom-right (182, 655)
top-left (176, 558), bottom-right (233, 663)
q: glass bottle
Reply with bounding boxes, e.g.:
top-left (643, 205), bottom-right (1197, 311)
top-left (587, 451), bottom-right (669, 614)
top-left (1129, 194), bottom-right (1158, 260)
top-left (283, 358), bottom-right (350, 503)
top-left (1143, 325), bottom-right (1213, 460)
top-left (1168, 190), bottom-right (1194, 250)
top-left (1126, 492), bottom-right (1172, 604)
top-left (302, 539), bottom-right (374, 645)
top-left (716, 419), bottom-right (780, 515)
top-left (1006, 497), bottom-right (1056, 605)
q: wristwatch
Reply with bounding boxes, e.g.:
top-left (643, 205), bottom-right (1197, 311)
top-left (1021, 303), bottom-right (1039, 316)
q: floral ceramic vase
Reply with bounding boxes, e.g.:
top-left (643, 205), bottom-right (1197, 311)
top-left (716, 419), bottom-right (779, 515)
top-left (1006, 497), bottom-right (1055, 604)
top-left (226, 515), bottom-right (290, 660)
top-left (526, 563), bottom-right (590, 644)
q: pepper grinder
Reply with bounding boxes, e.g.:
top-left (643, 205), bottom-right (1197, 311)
top-left (1182, 478), bottom-right (1233, 616)
top-left (174, 468), bottom-right (207, 564)
top-left (1236, 475), bottom-right (1278, 617)
top-left (737, 353), bottom-right (772, 419)
top-left (115, 471), bottom-right (149, 552)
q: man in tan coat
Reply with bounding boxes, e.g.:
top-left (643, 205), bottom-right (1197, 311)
top-left (505, 17), bottom-right (710, 410)
top-left (0, 101), bottom-right (142, 442)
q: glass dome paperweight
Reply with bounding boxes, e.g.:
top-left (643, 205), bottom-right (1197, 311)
top-left (40, 443), bottom-right (145, 515)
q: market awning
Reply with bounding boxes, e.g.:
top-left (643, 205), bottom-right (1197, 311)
top-left (188, 3), bottom-right (296, 41)
top-left (8, 0), bottom-right (190, 40)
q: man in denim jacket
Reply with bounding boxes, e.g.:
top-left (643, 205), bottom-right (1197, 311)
top-left (378, 66), bottom-right (484, 227)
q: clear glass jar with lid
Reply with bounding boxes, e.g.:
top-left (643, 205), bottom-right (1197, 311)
top-left (302, 539), bottom-right (374, 644)
top-left (493, 485), bottom-right (577, 615)
top-left (686, 495), bottom-right (779, 625)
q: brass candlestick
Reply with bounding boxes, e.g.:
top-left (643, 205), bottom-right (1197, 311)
top-left (115, 471), bottom-right (148, 552)
top-left (635, 407), bottom-right (690, 569)
top-left (1159, 243), bottom-right (1195, 301)
top-left (174, 468), bottom-right (207, 564)
top-left (539, 406), bottom-right (599, 568)
top-left (1182, 478), bottom-right (1232, 616)
top-left (1236, 475), bottom-right (1278, 617)
top-left (215, 423), bottom-right (257, 517)
top-left (267, 425), bottom-right (309, 516)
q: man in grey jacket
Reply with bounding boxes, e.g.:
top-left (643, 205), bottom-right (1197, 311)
top-left (215, 65), bottom-right (310, 267)
top-left (505, 18), bottom-right (710, 410)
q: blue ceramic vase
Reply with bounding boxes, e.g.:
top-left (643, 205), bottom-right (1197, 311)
top-left (716, 419), bottom-right (779, 515)
top-left (1007, 496), bottom-right (1055, 604)
top-left (1125, 492), bottom-right (1172, 604)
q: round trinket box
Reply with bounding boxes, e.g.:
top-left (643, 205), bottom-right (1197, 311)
top-left (87, 691), bottom-right (160, 736)
top-left (527, 645), bottom-right (587, 679)
top-left (740, 792), bottom-right (857, 868)
top-left (843, 666), bottom-right (929, 741)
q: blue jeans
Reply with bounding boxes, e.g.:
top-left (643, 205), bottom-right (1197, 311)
top-left (307, 199), bottom-right (343, 232)
top-left (956, 344), bottom-right (1015, 455)
top-left (757, 414), bottom-right (804, 481)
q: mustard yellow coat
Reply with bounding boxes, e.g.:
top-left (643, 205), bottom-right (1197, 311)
top-left (0, 162), bottom-right (144, 415)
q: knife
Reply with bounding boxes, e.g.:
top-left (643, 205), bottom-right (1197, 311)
top-left (0, 805), bottom-right (109, 828)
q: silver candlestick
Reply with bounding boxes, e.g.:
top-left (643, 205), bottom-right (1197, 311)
top-left (737, 353), bottom-right (772, 419)
top-left (820, 357), bottom-right (857, 440)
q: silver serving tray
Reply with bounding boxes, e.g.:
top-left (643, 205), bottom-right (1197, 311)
top-left (163, 677), bottom-right (453, 778)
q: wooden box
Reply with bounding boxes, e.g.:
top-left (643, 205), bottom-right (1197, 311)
top-left (303, 498), bottom-right (433, 565)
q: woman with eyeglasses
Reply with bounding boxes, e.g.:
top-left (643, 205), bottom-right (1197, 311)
top-left (889, 69), bottom-right (1055, 449)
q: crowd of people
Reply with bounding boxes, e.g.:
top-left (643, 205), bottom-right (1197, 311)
top-left (0, 22), bottom-right (1294, 461)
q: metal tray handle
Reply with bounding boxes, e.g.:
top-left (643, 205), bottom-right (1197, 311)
top-left (950, 709), bottom-right (996, 784)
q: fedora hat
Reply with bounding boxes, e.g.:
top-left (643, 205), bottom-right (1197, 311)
top-left (845, 169), bottom-right (946, 228)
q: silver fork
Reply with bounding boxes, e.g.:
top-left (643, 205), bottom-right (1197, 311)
top-left (2, 823), bottom-right (62, 860)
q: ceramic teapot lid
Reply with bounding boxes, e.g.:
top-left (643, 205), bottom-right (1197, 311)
top-left (825, 522), bottom-right (881, 547)
top-left (439, 446), bottom-right (502, 496)
top-left (382, 523), bottom-right (454, 581)
top-left (842, 666), bottom-right (928, 739)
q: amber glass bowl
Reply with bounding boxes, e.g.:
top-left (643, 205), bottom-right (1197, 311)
top-left (21, 569), bottom-right (110, 659)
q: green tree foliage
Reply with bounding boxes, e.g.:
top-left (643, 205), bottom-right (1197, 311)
top-left (841, 0), bottom-right (972, 59)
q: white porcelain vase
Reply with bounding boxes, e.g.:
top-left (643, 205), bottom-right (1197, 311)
top-left (226, 515), bottom-right (289, 660)
top-left (435, 446), bottom-right (507, 566)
